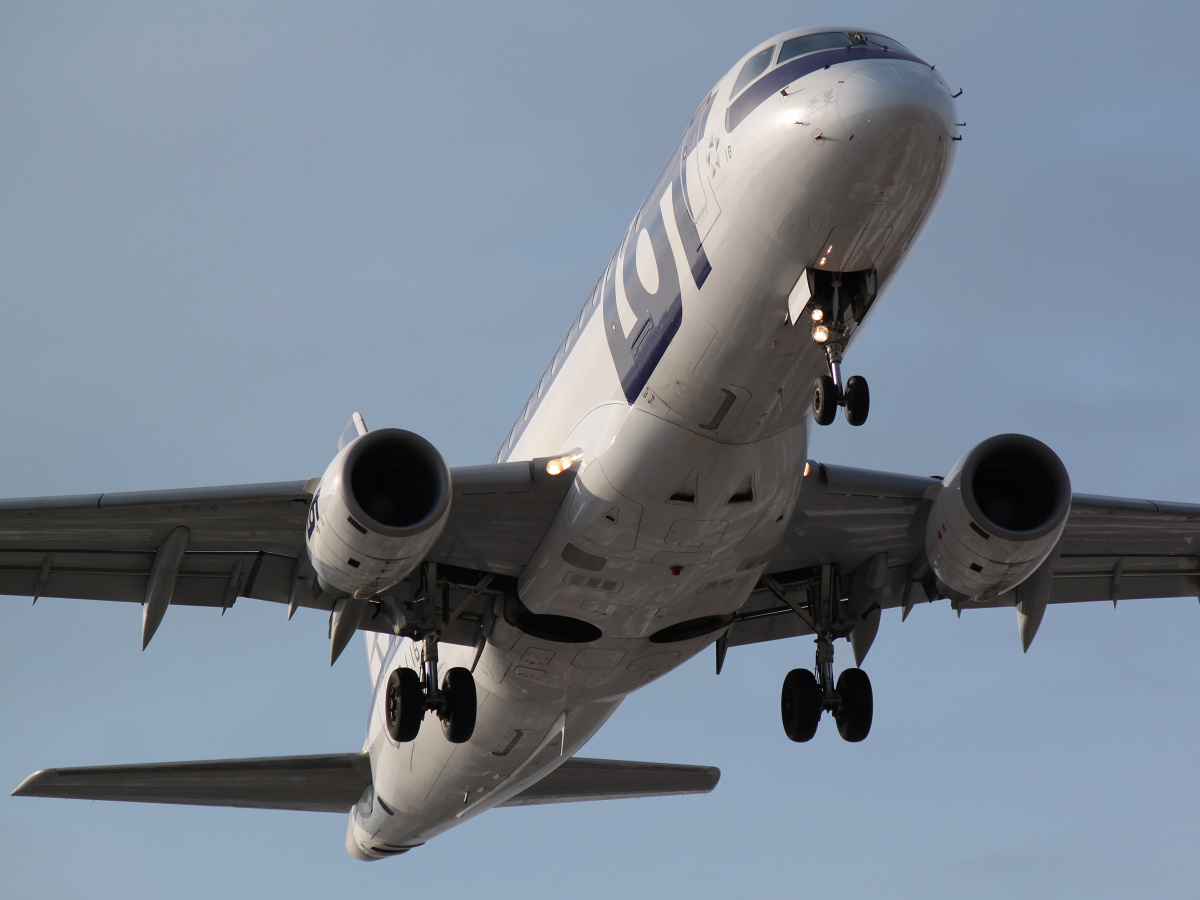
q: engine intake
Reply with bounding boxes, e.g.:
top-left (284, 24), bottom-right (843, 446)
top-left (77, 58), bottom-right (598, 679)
top-left (306, 428), bottom-right (451, 599)
top-left (926, 434), bottom-right (1070, 602)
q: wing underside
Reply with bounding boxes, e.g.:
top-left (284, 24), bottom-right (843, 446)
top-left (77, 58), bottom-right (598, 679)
top-left (11, 753), bottom-right (374, 813)
top-left (0, 458), bottom-right (577, 648)
top-left (725, 464), bottom-right (1200, 650)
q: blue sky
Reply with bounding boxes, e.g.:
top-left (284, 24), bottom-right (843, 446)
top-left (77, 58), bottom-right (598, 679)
top-left (2, 2), bottom-right (1199, 896)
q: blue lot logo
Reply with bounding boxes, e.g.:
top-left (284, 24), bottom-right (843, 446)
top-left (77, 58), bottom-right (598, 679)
top-left (603, 94), bottom-right (716, 402)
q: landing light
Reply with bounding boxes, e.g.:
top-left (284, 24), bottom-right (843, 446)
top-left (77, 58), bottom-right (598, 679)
top-left (545, 450), bottom-right (584, 476)
top-left (810, 308), bottom-right (824, 322)
top-left (812, 324), bottom-right (830, 343)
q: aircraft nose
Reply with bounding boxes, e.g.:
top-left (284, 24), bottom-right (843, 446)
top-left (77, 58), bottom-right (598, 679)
top-left (837, 60), bottom-right (957, 145)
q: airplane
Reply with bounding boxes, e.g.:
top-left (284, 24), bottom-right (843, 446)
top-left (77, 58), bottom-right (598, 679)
top-left (7, 25), bottom-right (1200, 860)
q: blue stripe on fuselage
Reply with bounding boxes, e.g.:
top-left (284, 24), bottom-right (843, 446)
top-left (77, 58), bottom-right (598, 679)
top-left (494, 81), bottom-right (721, 459)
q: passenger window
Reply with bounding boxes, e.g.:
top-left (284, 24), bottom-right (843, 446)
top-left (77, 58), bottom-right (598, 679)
top-left (731, 47), bottom-right (774, 97)
top-left (777, 32), bottom-right (851, 65)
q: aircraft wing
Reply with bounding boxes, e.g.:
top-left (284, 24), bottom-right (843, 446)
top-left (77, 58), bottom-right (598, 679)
top-left (0, 458), bottom-right (575, 647)
top-left (728, 462), bottom-right (1200, 650)
top-left (12, 754), bottom-right (718, 811)
top-left (7, 453), bottom-right (1196, 655)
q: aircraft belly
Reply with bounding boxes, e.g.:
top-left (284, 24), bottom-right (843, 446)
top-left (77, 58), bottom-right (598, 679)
top-left (508, 410), bottom-right (806, 703)
top-left (354, 645), bottom-right (622, 854)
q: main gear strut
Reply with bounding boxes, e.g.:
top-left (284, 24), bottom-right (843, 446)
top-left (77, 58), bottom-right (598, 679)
top-left (383, 571), bottom-right (477, 745)
top-left (779, 565), bottom-right (874, 742)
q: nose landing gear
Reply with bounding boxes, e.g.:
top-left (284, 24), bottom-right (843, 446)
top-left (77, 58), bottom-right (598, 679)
top-left (805, 271), bottom-right (871, 426)
top-left (385, 634), bottom-right (477, 745)
top-left (812, 343), bottom-right (869, 427)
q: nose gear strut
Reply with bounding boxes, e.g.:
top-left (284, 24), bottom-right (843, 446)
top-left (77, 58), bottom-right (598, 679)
top-left (809, 275), bottom-right (870, 426)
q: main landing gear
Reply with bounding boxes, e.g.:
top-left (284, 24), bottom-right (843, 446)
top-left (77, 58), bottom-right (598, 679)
top-left (385, 634), bottom-right (477, 744)
top-left (812, 344), bottom-right (869, 427)
top-left (780, 635), bottom-right (873, 742)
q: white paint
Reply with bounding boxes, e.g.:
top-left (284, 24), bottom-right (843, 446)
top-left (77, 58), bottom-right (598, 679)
top-left (615, 237), bottom-right (638, 337)
top-left (634, 228), bottom-right (659, 295)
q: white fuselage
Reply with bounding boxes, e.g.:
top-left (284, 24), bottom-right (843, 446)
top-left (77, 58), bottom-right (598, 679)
top-left (348, 27), bottom-right (957, 858)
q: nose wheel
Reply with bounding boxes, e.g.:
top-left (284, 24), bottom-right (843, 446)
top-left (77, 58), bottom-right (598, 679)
top-left (384, 635), bottom-right (477, 745)
top-left (780, 635), bottom-right (873, 742)
top-left (811, 347), bottom-right (869, 427)
top-left (843, 375), bottom-right (869, 427)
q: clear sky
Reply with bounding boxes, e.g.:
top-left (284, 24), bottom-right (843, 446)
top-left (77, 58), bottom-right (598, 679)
top-left (2, 2), bottom-right (1199, 897)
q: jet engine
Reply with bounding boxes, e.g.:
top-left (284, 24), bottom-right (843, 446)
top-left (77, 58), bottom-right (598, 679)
top-left (925, 434), bottom-right (1070, 602)
top-left (306, 428), bottom-right (451, 599)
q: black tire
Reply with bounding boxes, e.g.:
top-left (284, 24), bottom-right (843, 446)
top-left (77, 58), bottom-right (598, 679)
top-left (385, 667), bottom-right (425, 743)
top-left (834, 667), bottom-right (873, 742)
top-left (844, 375), bottom-right (869, 426)
top-left (813, 375), bottom-right (838, 426)
top-left (440, 667), bottom-right (477, 744)
top-left (781, 668), bottom-right (823, 742)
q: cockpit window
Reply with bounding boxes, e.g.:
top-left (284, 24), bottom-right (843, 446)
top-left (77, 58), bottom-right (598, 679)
top-left (776, 32), bottom-right (854, 64)
top-left (777, 31), bottom-right (911, 65)
top-left (854, 32), bottom-right (911, 53)
top-left (731, 47), bottom-right (774, 97)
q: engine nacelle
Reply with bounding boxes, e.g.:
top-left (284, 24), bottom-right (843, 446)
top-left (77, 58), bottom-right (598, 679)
top-left (306, 428), bottom-right (451, 599)
top-left (926, 434), bottom-right (1070, 602)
